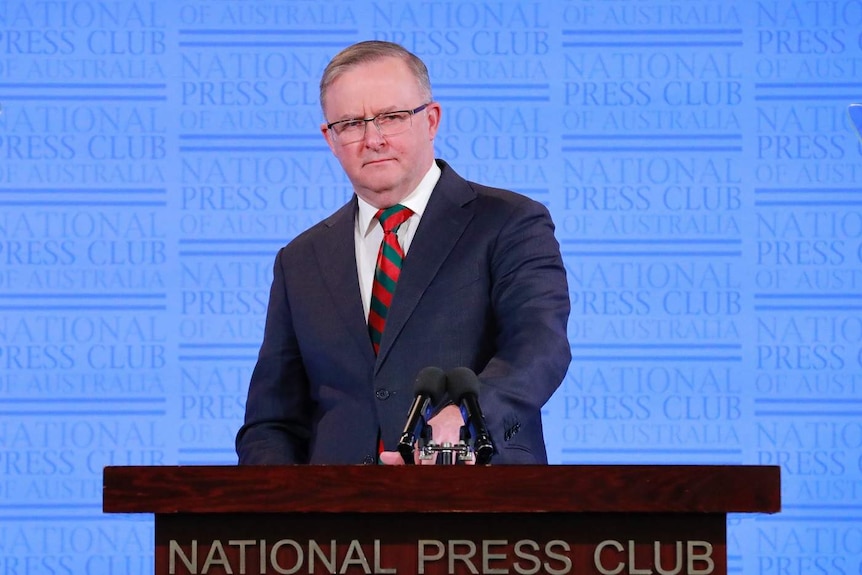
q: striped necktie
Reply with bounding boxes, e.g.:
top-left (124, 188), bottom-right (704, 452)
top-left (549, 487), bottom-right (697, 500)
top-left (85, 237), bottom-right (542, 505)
top-left (368, 204), bottom-right (413, 355)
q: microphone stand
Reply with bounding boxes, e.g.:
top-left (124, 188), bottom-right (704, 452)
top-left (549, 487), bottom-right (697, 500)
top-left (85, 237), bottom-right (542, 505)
top-left (417, 424), bottom-right (475, 464)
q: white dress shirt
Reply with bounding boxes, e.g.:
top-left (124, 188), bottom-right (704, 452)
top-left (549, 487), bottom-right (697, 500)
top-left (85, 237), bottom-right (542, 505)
top-left (355, 161), bottom-right (442, 319)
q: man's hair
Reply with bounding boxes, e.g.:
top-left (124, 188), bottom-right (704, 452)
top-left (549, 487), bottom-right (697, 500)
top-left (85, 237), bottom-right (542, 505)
top-left (319, 41), bottom-right (432, 113)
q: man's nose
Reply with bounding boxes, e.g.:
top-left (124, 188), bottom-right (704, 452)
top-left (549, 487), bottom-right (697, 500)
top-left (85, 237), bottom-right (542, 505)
top-left (363, 120), bottom-right (386, 148)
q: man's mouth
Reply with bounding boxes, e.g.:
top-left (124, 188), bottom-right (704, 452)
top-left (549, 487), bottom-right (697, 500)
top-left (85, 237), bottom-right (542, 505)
top-left (364, 158), bottom-right (393, 166)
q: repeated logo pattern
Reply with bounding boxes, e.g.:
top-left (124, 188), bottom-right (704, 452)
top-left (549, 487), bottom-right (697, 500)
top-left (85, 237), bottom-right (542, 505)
top-left (0, 1), bottom-right (860, 573)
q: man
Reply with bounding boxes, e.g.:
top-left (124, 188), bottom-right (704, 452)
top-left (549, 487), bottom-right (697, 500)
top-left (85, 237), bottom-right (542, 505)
top-left (235, 41), bottom-right (570, 465)
top-left (851, 103), bottom-right (862, 140)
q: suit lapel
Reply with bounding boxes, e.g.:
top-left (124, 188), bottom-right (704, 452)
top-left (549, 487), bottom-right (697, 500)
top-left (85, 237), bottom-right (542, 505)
top-left (375, 163), bottom-right (476, 370)
top-left (314, 198), bottom-right (377, 361)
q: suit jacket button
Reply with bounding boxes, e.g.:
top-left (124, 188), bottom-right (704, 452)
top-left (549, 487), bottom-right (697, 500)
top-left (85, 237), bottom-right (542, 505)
top-left (375, 389), bottom-right (390, 400)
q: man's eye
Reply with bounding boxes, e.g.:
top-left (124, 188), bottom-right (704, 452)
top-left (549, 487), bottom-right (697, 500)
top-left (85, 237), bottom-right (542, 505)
top-left (342, 120), bottom-right (366, 130)
top-left (378, 113), bottom-right (407, 124)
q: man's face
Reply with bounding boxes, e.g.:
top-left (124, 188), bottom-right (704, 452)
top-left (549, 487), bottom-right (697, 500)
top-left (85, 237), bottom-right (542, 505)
top-left (321, 57), bottom-right (441, 208)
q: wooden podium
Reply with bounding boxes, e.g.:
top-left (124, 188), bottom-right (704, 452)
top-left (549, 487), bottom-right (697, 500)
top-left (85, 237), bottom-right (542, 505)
top-left (103, 465), bottom-right (780, 575)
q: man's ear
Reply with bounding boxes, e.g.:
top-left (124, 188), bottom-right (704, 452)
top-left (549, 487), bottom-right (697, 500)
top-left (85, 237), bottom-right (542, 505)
top-left (849, 104), bottom-right (862, 141)
top-left (321, 124), bottom-right (337, 154)
top-left (425, 102), bottom-right (442, 140)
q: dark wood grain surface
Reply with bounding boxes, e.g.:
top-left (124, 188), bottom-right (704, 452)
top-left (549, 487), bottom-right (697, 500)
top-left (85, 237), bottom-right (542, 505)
top-left (103, 464), bottom-right (780, 514)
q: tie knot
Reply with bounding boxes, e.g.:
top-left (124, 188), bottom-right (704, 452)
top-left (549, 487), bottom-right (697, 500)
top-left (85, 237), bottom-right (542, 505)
top-left (376, 204), bottom-right (413, 233)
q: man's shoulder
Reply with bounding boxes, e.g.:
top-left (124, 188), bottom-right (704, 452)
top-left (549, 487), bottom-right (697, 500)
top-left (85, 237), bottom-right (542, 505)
top-left (437, 159), bottom-right (543, 212)
top-left (275, 198), bottom-right (355, 257)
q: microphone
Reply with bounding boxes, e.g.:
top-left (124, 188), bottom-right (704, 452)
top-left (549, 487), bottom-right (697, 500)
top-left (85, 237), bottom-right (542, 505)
top-left (397, 366), bottom-right (447, 464)
top-left (447, 367), bottom-right (495, 465)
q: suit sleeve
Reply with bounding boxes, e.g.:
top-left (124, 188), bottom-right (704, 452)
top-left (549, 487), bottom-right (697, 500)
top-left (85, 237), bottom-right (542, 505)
top-left (235, 247), bottom-right (314, 464)
top-left (477, 198), bottom-right (571, 463)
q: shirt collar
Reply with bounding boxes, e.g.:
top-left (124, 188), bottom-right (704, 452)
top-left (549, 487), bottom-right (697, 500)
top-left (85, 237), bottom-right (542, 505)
top-left (356, 160), bottom-right (442, 236)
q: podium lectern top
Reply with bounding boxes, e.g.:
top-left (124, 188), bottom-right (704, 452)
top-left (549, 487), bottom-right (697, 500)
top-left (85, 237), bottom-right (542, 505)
top-left (103, 464), bottom-right (780, 515)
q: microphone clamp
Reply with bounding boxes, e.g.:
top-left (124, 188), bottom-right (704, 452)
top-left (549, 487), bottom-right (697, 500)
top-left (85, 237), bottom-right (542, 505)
top-left (419, 441), bottom-right (473, 464)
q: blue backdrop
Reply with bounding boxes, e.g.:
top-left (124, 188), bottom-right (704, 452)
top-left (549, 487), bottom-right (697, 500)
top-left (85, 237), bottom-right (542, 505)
top-left (2, 1), bottom-right (862, 573)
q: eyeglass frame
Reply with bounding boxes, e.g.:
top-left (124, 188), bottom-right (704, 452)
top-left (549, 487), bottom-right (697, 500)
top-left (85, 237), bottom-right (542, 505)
top-left (325, 102), bottom-right (432, 142)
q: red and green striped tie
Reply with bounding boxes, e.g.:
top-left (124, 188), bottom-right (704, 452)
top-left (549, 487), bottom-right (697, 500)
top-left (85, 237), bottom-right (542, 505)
top-left (368, 204), bottom-right (413, 355)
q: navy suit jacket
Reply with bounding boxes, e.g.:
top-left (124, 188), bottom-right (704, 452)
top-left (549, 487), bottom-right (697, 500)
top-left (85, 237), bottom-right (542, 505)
top-left (236, 160), bottom-right (571, 465)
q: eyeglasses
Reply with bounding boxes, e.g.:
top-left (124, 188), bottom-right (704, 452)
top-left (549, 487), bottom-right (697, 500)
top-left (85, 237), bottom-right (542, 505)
top-left (326, 103), bottom-right (431, 144)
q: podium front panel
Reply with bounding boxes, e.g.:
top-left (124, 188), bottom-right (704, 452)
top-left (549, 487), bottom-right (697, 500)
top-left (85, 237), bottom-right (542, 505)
top-left (155, 512), bottom-right (726, 575)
